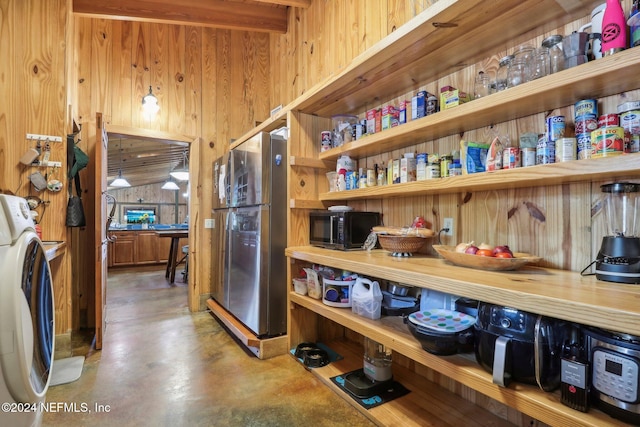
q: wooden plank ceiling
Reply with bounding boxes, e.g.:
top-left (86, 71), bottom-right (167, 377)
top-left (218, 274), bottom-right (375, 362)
top-left (107, 134), bottom-right (189, 188)
top-left (72, 0), bottom-right (312, 33)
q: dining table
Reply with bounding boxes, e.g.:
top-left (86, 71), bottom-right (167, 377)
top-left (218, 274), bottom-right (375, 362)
top-left (155, 229), bottom-right (189, 283)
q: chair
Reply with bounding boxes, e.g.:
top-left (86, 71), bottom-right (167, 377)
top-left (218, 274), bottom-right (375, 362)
top-left (180, 245), bottom-right (189, 282)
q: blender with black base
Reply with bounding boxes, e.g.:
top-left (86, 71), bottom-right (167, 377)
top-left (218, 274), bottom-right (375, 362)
top-left (595, 182), bottom-right (640, 284)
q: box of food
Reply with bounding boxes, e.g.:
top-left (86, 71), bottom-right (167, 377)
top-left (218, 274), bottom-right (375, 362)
top-left (381, 105), bottom-right (399, 130)
top-left (440, 86), bottom-right (471, 110)
top-left (412, 91), bottom-right (426, 119)
top-left (400, 153), bottom-right (416, 183)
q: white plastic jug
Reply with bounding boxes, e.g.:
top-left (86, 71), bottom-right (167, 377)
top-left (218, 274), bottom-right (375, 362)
top-left (351, 277), bottom-right (383, 320)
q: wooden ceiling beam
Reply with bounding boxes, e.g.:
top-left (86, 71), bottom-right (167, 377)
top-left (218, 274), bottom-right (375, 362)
top-left (72, 0), bottom-right (288, 33)
top-left (252, 0), bottom-right (310, 7)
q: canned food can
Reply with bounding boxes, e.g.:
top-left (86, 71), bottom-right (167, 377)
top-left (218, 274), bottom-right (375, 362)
top-left (591, 127), bottom-right (625, 157)
top-left (521, 147), bottom-right (536, 166)
top-left (546, 115), bottom-right (565, 142)
top-left (598, 114), bottom-right (619, 128)
top-left (574, 114), bottom-right (598, 134)
top-left (620, 110), bottom-right (640, 135)
top-left (555, 137), bottom-right (577, 162)
top-left (537, 137), bottom-right (556, 164)
top-left (502, 147), bottom-right (520, 169)
top-left (576, 133), bottom-right (592, 159)
top-left (321, 131), bottom-right (332, 152)
top-left (575, 99), bottom-right (598, 117)
top-left (617, 100), bottom-right (640, 115)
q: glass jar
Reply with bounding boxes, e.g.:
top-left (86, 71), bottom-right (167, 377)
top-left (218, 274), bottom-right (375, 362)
top-left (474, 71), bottom-right (491, 99)
top-left (507, 59), bottom-right (527, 88)
top-left (513, 45), bottom-right (536, 83)
top-left (494, 54), bottom-right (513, 92)
top-left (542, 35), bottom-right (564, 74)
top-left (531, 47), bottom-right (550, 80)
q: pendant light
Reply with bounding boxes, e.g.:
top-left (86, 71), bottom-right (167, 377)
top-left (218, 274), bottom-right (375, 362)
top-left (110, 141), bottom-right (131, 188)
top-left (161, 160), bottom-right (180, 190)
top-left (170, 149), bottom-right (189, 181)
top-left (142, 85), bottom-right (160, 116)
top-left (161, 178), bottom-right (180, 190)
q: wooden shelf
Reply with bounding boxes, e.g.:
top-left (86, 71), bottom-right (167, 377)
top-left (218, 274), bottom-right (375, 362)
top-left (42, 241), bottom-right (66, 261)
top-left (232, 113), bottom-right (288, 149)
top-left (289, 199), bottom-right (326, 210)
top-left (290, 294), bottom-right (627, 426)
top-left (286, 246), bottom-right (640, 336)
top-left (289, 156), bottom-right (333, 169)
top-left (293, 338), bottom-right (516, 427)
top-left (316, 48), bottom-right (640, 161)
top-left (319, 153), bottom-right (640, 200)
top-left (288, 0), bottom-right (602, 117)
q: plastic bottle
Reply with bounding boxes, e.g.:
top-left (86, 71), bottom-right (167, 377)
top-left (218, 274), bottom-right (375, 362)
top-left (601, 0), bottom-right (628, 55)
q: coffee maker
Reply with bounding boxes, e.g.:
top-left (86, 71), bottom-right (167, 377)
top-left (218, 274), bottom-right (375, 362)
top-left (595, 182), bottom-right (640, 284)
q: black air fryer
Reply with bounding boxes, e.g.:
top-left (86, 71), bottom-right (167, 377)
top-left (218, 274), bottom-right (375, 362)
top-left (474, 303), bottom-right (571, 391)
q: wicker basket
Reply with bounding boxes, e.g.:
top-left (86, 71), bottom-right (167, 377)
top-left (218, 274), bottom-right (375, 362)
top-left (377, 234), bottom-right (428, 254)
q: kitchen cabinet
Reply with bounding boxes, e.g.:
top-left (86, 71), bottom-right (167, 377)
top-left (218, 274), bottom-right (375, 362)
top-left (109, 231), bottom-right (136, 267)
top-left (136, 231), bottom-right (159, 265)
top-left (108, 230), bottom-right (184, 267)
top-left (227, 1), bottom-right (640, 425)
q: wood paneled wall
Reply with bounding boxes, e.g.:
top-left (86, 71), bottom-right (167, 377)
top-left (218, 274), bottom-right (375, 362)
top-left (70, 18), bottom-right (271, 327)
top-left (0, 0), bottom-right (72, 335)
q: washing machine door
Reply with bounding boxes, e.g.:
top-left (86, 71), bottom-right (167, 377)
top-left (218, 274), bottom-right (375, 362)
top-left (0, 231), bottom-right (54, 402)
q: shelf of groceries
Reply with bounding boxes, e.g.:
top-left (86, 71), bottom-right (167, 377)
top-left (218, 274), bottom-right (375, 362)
top-left (316, 48), bottom-right (640, 165)
top-left (318, 152), bottom-right (640, 200)
top-left (289, 291), bottom-right (628, 427)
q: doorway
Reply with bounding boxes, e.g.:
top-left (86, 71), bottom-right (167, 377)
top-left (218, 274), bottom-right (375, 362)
top-left (100, 124), bottom-right (197, 326)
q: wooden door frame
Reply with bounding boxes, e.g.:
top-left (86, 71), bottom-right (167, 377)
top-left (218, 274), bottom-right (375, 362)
top-left (100, 123), bottom-right (199, 311)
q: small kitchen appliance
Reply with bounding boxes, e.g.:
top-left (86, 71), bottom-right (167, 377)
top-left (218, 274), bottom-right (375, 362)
top-left (344, 337), bottom-right (393, 398)
top-left (474, 303), bottom-right (572, 391)
top-left (584, 327), bottom-right (640, 424)
top-left (595, 182), bottom-right (640, 284)
top-left (309, 210), bottom-right (381, 250)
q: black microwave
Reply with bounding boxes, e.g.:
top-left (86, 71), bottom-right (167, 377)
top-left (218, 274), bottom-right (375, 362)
top-left (309, 211), bottom-right (381, 250)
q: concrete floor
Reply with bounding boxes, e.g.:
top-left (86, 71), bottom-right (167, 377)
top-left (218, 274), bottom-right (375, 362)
top-left (43, 266), bottom-right (374, 427)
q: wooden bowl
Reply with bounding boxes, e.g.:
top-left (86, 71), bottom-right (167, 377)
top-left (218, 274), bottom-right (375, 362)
top-left (377, 235), bottom-right (429, 255)
top-left (432, 245), bottom-right (542, 271)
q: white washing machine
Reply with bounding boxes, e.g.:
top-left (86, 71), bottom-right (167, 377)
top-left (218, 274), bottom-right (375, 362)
top-left (0, 195), bottom-right (54, 427)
